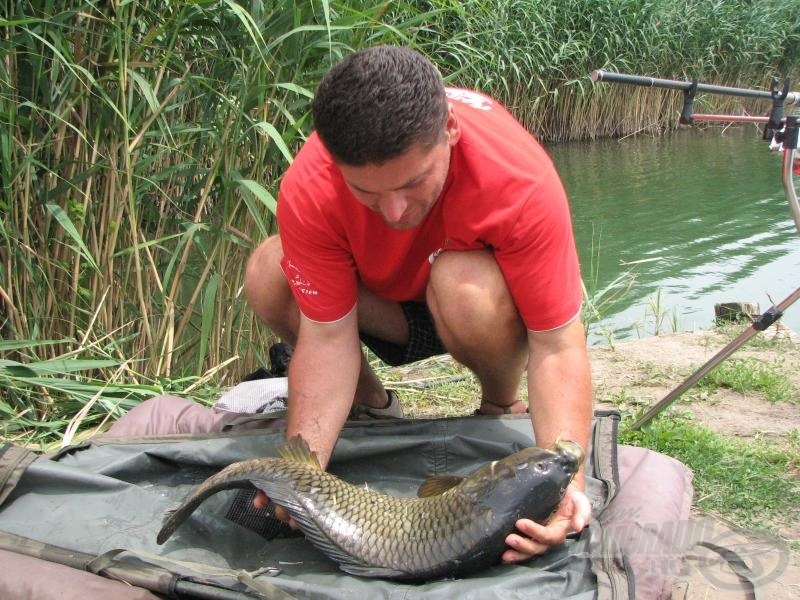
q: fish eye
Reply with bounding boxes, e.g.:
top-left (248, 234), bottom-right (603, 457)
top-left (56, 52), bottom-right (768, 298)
top-left (519, 461), bottom-right (548, 472)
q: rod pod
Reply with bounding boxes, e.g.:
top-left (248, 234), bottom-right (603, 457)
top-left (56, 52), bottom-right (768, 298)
top-left (591, 69), bottom-right (800, 429)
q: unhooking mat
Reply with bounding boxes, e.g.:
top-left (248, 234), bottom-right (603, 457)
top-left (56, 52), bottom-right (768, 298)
top-left (0, 413), bottom-right (638, 599)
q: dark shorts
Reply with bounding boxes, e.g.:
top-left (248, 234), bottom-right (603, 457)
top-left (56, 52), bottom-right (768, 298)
top-left (360, 302), bottom-right (447, 367)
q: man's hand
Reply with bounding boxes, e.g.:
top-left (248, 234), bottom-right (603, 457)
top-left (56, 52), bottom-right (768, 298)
top-left (502, 485), bottom-right (591, 563)
top-left (254, 490), bottom-right (298, 529)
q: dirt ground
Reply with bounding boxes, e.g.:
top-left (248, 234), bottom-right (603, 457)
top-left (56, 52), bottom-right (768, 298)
top-left (589, 325), bottom-right (800, 439)
top-left (587, 325), bottom-right (800, 599)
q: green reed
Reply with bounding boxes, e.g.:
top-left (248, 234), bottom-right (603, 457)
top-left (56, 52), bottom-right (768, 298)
top-left (0, 0), bottom-right (408, 444)
top-left (390, 0), bottom-right (800, 140)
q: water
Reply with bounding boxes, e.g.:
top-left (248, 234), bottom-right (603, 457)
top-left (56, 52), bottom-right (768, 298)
top-left (547, 127), bottom-right (800, 343)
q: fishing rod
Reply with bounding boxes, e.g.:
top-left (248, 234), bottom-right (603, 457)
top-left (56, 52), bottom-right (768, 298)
top-left (591, 70), bottom-right (800, 429)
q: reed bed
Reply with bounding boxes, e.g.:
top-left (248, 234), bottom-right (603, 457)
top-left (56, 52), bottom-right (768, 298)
top-left (0, 0), bottom-right (405, 444)
top-left (1, 0), bottom-right (798, 446)
top-left (392, 0), bottom-right (800, 139)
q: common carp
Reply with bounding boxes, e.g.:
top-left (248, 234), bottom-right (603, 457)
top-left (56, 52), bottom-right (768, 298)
top-left (157, 435), bottom-right (584, 580)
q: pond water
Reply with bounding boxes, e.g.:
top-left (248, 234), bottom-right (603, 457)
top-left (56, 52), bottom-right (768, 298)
top-left (548, 126), bottom-right (800, 344)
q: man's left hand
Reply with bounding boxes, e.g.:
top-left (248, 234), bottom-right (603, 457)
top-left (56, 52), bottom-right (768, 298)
top-left (502, 485), bottom-right (591, 562)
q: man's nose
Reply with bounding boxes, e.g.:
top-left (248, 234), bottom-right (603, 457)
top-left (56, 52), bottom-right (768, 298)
top-left (378, 192), bottom-right (408, 223)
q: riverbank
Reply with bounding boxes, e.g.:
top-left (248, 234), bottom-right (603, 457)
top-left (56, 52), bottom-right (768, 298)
top-left (590, 326), bottom-right (800, 441)
top-left (394, 324), bottom-right (800, 437)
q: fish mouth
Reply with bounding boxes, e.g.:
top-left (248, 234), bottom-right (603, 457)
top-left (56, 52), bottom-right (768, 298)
top-left (554, 440), bottom-right (585, 468)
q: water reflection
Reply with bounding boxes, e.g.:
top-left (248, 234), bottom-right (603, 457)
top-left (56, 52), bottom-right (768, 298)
top-left (548, 127), bottom-right (800, 342)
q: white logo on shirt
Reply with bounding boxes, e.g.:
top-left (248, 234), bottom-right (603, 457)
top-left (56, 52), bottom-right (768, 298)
top-left (446, 89), bottom-right (493, 111)
top-left (285, 260), bottom-right (319, 296)
top-left (428, 248), bottom-right (443, 264)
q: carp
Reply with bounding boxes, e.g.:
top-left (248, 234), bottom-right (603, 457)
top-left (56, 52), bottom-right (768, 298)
top-left (157, 435), bottom-right (584, 580)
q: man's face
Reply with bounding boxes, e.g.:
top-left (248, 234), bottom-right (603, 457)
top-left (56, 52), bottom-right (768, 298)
top-left (337, 106), bottom-right (461, 230)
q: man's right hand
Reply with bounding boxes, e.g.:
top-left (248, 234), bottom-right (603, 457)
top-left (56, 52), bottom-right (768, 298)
top-left (254, 490), bottom-right (298, 529)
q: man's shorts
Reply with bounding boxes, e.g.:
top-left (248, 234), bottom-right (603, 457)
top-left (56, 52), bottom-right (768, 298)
top-left (360, 301), bottom-right (447, 367)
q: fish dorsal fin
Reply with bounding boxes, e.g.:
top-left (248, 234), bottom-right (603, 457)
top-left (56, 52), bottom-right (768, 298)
top-left (417, 474), bottom-right (464, 497)
top-left (277, 435), bottom-right (322, 470)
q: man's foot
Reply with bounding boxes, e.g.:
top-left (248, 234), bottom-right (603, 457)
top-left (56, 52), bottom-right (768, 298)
top-left (474, 398), bottom-right (528, 415)
top-left (350, 390), bottom-right (404, 420)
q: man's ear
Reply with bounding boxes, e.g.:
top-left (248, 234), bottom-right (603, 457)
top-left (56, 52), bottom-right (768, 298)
top-left (445, 103), bottom-right (461, 146)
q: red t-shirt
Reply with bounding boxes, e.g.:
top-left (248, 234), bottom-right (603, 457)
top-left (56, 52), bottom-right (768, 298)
top-left (277, 88), bottom-right (582, 331)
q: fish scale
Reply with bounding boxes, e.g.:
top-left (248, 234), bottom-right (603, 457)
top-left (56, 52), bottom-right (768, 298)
top-left (305, 480), bottom-right (478, 566)
top-left (157, 436), bottom-right (583, 580)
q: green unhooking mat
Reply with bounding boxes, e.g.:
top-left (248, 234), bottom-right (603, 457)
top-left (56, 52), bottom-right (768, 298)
top-left (0, 413), bottom-right (628, 599)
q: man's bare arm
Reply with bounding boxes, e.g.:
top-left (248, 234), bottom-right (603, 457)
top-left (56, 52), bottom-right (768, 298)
top-left (526, 316), bottom-right (593, 482)
top-left (285, 307), bottom-right (363, 469)
top-left (503, 317), bottom-right (594, 562)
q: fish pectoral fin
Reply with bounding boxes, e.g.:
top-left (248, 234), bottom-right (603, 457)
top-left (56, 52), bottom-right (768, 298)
top-left (277, 435), bottom-right (322, 470)
top-left (417, 474), bottom-right (464, 497)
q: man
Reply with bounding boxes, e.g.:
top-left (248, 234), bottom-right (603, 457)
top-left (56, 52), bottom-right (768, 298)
top-left (243, 45), bottom-right (593, 562)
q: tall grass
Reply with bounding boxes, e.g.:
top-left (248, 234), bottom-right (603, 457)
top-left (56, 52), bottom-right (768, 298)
top-left (391, 0), bottom-right (800, 139)
top-left (0, 0), bottom-right (406, 445)
top-left (2, 0), bottom-right (799, 446)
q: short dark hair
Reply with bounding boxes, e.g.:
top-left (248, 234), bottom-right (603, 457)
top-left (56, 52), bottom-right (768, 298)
top-left (311, 46), bottom-right (448, 166)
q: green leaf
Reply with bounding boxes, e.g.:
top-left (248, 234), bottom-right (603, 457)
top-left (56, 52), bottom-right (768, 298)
top-left (0, 358), bottom-right (120, 376)
top-left (1, 364), bottom-right (38, 377)
top-left (127, 69), bottom-right (160, 113)
top-left (0, 18), bottom-right (45, 26)
top-left (254, 121), bottom-right (295, 165)
top-left (274, 82), bottom-right (314, 99)
top-left (45, 203), bottom-right (100, 272)
top-left (236, 179), bottom-right (277, 216)
top-left (0, 339), bottom-right (74, 352)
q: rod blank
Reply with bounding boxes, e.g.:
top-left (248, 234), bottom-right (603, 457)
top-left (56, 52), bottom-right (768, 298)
top-left (592, 70), bottom-right (800, 105)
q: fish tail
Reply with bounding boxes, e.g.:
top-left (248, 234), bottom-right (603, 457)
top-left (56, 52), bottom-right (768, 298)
top-left (156, 471), bottom-right (259, 545)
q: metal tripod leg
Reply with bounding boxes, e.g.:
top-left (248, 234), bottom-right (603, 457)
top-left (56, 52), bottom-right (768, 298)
top-left (630, 285), bottom-right (800, 430)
